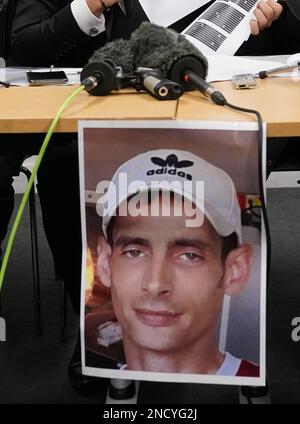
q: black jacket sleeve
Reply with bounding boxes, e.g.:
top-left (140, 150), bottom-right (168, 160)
top-left (10, 0), bottom-right (107, 67)
top-left (237, 3), bottom-right (300, 56)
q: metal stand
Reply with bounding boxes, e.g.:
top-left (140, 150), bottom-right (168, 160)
top-left (20, 166), bottom-right (42, 336)
top-left (105, 379), bottom-right (139, 404)
top-left (239, 384), bottom-right (271, 404)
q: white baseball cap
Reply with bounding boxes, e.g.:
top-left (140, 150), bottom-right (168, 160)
top-left (99, 149), bottom-right (242, 242)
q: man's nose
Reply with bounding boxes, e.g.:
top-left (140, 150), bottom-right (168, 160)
top-left (142, 256), bottom-right (172, 297)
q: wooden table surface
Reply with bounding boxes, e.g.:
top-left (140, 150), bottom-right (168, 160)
top-left (177, 78), bottom-right (300, 138)
top-left (0, 77), bottom-right (299, 137)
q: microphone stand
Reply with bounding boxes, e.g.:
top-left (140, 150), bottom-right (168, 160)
top-left (0, 80), bottom-right (10, 87)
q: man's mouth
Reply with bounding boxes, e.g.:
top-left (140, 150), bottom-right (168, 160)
top-left (134, 308), bottom-right (182, 327)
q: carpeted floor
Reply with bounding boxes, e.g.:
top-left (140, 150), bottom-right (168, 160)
top-left (0, 189), bottom-right (299, 404)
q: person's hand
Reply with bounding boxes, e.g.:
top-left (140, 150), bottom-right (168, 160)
top-left (250, 0), bottom-right (283, 35)
top-left (86, 0), bottom-right (120, 18)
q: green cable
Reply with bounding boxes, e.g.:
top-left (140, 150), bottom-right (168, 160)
top-left (0, 84), bottom-right (85, 292)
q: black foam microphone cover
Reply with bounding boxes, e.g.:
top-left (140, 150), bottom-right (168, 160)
top-left (129, 22), bottom-right (208, 91)
top-left (88, 38), bottom-right (134, 73)
top-left (81, 38), bottom-right (134, 95)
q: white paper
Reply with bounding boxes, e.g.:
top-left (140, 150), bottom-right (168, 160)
top-left (138, 0), bottom-right (210, 27)
top-left (286, 53), bottom-right (300, 66)
top-left (182, 0), bottom-right (259, 56)
top-left (206, 55), bottom-right (285, 82)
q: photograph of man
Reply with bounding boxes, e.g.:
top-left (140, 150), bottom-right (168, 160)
top-left (93, 149), bottom-right (258, 378)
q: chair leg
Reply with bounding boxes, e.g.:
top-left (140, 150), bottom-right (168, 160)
top-left (19, 165), bottom-right (68, 339)
top-left (20, 166), bottom-right (42, 336)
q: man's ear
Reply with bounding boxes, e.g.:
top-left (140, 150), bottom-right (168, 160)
top-left (223, 244), bottom-right (253, 295)
top-left (96, 236), bottom-right (112, 288)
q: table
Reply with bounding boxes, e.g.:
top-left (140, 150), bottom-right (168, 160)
top-left (177, 78), bottom-right (300, 138)
top-left (0, 86), bottom-right (177, 133)
top-left (0, 77), bottom-right (299, 137)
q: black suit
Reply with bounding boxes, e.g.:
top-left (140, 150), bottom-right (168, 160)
top-left (1, 0), bottom-right (299, 313)
top-left (10, 0), bottom-right (300, 68)
top-left (3, 0), bottom-right (151, 313)
top-left (10, 0), bottom-right (104, 67)
top-left (10, 0), bottom-right (148, 66)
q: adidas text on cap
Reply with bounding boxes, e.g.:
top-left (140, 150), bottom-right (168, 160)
top-left (98, 149), bottom-right (242, 242)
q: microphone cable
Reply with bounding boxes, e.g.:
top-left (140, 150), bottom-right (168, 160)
top-left (203, 94), bottom-right (271, 401)
top-left (224, 101), bottom-right (271, 283)
top-left (0, 84), bottom-right (85, 292)
top-left (182, 73), bottom-right (270, 280)
top-left (187, 78), bottom-right (271, 401)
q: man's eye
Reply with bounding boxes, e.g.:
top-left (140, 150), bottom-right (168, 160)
top-left (124, 249), bottom-right (144, 258)
top-left (180, 252), bottom-right (201, 262)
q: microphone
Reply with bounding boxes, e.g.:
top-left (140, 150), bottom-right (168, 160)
top-left (80, 39), bottom-right (134, 95)
top-left (81, 60), bottom-right (130, 95)
top-left (0, 81), bottom-right (10, 88)
top-left (88, 38), bottom-right (134, 74)
top-left (81, 37), bottom-right (183, 100)
top-left (130, 22), bottom-right (227, 105)
top-left (134, 67), bottom-right (184, 100)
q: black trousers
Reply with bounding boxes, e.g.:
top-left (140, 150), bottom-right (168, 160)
top-left (0, 134), bottom-right (81, 314)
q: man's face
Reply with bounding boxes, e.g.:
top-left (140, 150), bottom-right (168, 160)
top-left (105, 196), bottom-right (230, 355)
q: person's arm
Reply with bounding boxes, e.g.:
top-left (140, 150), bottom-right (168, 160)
top-left (10, 0), bottom-right (119, 67)
top-left (250, 0), bottom-right (283, 35)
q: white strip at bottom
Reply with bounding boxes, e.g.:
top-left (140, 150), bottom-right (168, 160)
top-left (267, 171), bottom-right (300, 189)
